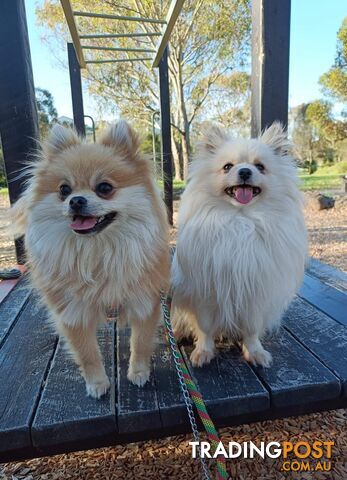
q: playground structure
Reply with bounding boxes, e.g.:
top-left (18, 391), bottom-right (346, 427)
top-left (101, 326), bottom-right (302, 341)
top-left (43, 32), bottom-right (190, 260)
top-left (0, 0), bottom-right (346, 470)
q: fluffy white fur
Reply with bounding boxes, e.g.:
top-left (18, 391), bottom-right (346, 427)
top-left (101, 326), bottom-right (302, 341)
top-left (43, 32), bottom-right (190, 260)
top-left (171, 122), bottom-right (308, 368)
top-left (12, 121), bottom-right (169, 398)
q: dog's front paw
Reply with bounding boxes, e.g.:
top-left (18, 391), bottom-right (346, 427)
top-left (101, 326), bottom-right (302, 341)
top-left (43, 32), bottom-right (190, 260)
top-left (85, 374), bottom-right (111, 399)
top-left (242, 345), bottom-right (272, 368)
top-left (190, 347), bottom-right (215, 367)
top-left (127, 364), bottom-right (150, 387)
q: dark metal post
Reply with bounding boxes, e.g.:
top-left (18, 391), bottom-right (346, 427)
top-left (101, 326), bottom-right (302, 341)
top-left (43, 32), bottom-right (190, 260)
top-left (251, 0), bottom-right (291, 137)
top-left (158, 46), bottom-right (173, 225)
top-left (68, 42), bottom-right (85, 137)
top-left (0, 0), bottom-right (39, 263)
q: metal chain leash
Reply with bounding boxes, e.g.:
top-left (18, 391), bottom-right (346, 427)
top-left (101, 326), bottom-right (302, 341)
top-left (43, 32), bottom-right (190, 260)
top-left (160, 293), bottom-right (211, 480)
top-left (160, 293), bottom-right (229, 480)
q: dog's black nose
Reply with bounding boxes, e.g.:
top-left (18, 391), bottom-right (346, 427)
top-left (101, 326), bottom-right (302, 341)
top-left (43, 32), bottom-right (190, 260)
top-left (238, 168), bottom-right (252, 182)
top-left (69, 196), bottom-right (87, 212)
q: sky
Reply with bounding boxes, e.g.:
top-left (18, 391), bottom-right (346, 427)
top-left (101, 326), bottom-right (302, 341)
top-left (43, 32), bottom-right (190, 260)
top-left (26, 0), bottom-right (346, 121)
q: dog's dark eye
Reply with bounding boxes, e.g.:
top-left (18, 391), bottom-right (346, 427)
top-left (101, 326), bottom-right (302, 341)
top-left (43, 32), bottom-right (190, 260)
top-left (223, 163), bottom-right (233, 172)
top-left (96, 182), bottom-right (113, 197)
top-left (255, 163), bottom-right (265, 173)
top-left (59, 184), bottom-right (71, 198)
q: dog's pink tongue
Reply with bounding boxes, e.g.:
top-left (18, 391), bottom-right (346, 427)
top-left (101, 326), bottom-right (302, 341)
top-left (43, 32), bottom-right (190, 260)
top-left (234, 186), bottom-right (253, 204)
top-left (70, 216), bottom-right (97, 230)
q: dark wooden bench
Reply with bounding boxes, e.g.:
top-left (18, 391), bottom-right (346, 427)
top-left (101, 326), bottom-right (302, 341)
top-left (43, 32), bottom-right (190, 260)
top-left (0, 258), bottom-right (346, 463)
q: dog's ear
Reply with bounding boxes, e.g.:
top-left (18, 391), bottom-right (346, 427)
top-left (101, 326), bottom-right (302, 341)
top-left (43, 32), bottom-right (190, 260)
top-left (199, 124), bottom-right (229, 154)
top-left (100, 120), bottom-right (140, 157)
top-left (260, 122), bottom-right (292, 156)
top-left (44, 124), bottom-right (80, 159)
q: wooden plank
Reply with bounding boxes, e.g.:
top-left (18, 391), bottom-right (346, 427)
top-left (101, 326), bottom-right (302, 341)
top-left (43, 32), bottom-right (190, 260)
top-left (299, 273), bottom-right (347, 326)
top-left (31, 323), bottom-right (116, 455)
top-left (152, 329), bottom-right (187, 428)
top-left (86, 58), bottom-right (152, 64)
top-left (213, 395), bottom-right (347, 431)
top-left (60, 0), bottom-right (86, 67)
top-left (116, 325), bottom-right (161, 434)
top-left (0, 279), bottom-right (31, 346)
top-left (80, 33), bottom-right (162, 39)
top-left (82, 45), bottom-right (155, 53)
top-left (3, 397), bottom-right (347, 463)
top-left (307, 257), bottom-right (347, 292)
top-left (254, 328), bottom-right (341, 408)
top-left (251, 0), bottom-right (291, 137)
top-left (74, 11), bottom-right (166, 24)
top-left (68, 42), bottom-right (85, 137)
top-left (0, 0), bottom-right (39, 262)
top-left (0, 295), bottom-right (56, 459)
top-left (180, 343), bottom-right (269, 420)
top-left (0, 279), bottom-right (19, 304)
top-left (152, 0), bottom-right (185, 68)
top-left (217, 348), bottom-right (270, 414)
top-left (284, 297), bottom-right (347, 396)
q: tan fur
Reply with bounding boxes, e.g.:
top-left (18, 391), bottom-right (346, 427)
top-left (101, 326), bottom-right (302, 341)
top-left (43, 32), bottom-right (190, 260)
top-left (13, 121), bottom-right (170, 398)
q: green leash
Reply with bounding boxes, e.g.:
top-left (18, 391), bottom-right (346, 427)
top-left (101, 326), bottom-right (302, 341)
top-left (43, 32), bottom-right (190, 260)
top-left (160, 293), bottom-right (229, 480)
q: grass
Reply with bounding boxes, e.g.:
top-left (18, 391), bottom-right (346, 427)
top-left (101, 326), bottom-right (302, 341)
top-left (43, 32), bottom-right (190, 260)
top-left (298, 174), bottom-right (344, 191)
top-left (158, 180), bottom-right (185, 189)
top-left (0, 188), bottom-right (8, 195)
top-left (298, 161), bottom-right (346, 190)
top-left (317, 160), bottom-right (347, 175)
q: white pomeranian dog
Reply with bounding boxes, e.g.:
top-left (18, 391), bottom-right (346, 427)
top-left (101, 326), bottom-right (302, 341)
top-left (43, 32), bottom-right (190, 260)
top-left (12, 120), bottom-right (169, 398)
top-left (171, 122), bottom-right (307, 368)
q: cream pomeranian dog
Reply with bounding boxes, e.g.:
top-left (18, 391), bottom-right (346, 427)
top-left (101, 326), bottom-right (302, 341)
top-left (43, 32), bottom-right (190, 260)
top-left (172, 122), bottom-right (307, 368)
top-left (12, 120), bottom-right (169, 398)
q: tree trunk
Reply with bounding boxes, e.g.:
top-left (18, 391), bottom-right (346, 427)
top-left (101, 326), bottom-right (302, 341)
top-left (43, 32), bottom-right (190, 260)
top-left (172, 135), bottom-right (183, 181)
top-left (177, 57), bottom-right (191, 180)
top-left (308, 142), bottom-right (316, 174)
top-left (181, 132), bottom-right (190, 180)
top-left (169, 48), bottom-right (191, 181)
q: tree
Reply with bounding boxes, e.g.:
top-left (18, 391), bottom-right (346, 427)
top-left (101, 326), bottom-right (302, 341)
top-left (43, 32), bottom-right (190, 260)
top-left (290, 18), bottom-right (347, 169)
top-left (319, 17), bottom-right (347, 104)
top-left (36, 0), bottom-right (251, 180)
top-left (291, 104), bottom-right (317, 173)
top-left (35, 88), bottom-right (58, 138)
top-left (306, 100), bottom-right (347, 162)
top-left (204, 71), bottom-right (251, 136)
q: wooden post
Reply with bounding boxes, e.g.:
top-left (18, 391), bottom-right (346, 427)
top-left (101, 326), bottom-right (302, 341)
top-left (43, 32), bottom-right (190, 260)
top-left (158, 46), bottom-right (173, 225)
top-left (68, 42), bottom-right (85, 137)
top-left (251, 0), bottom-right (291, 137)
top-left (0, 0), bottom-right (39, 263)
